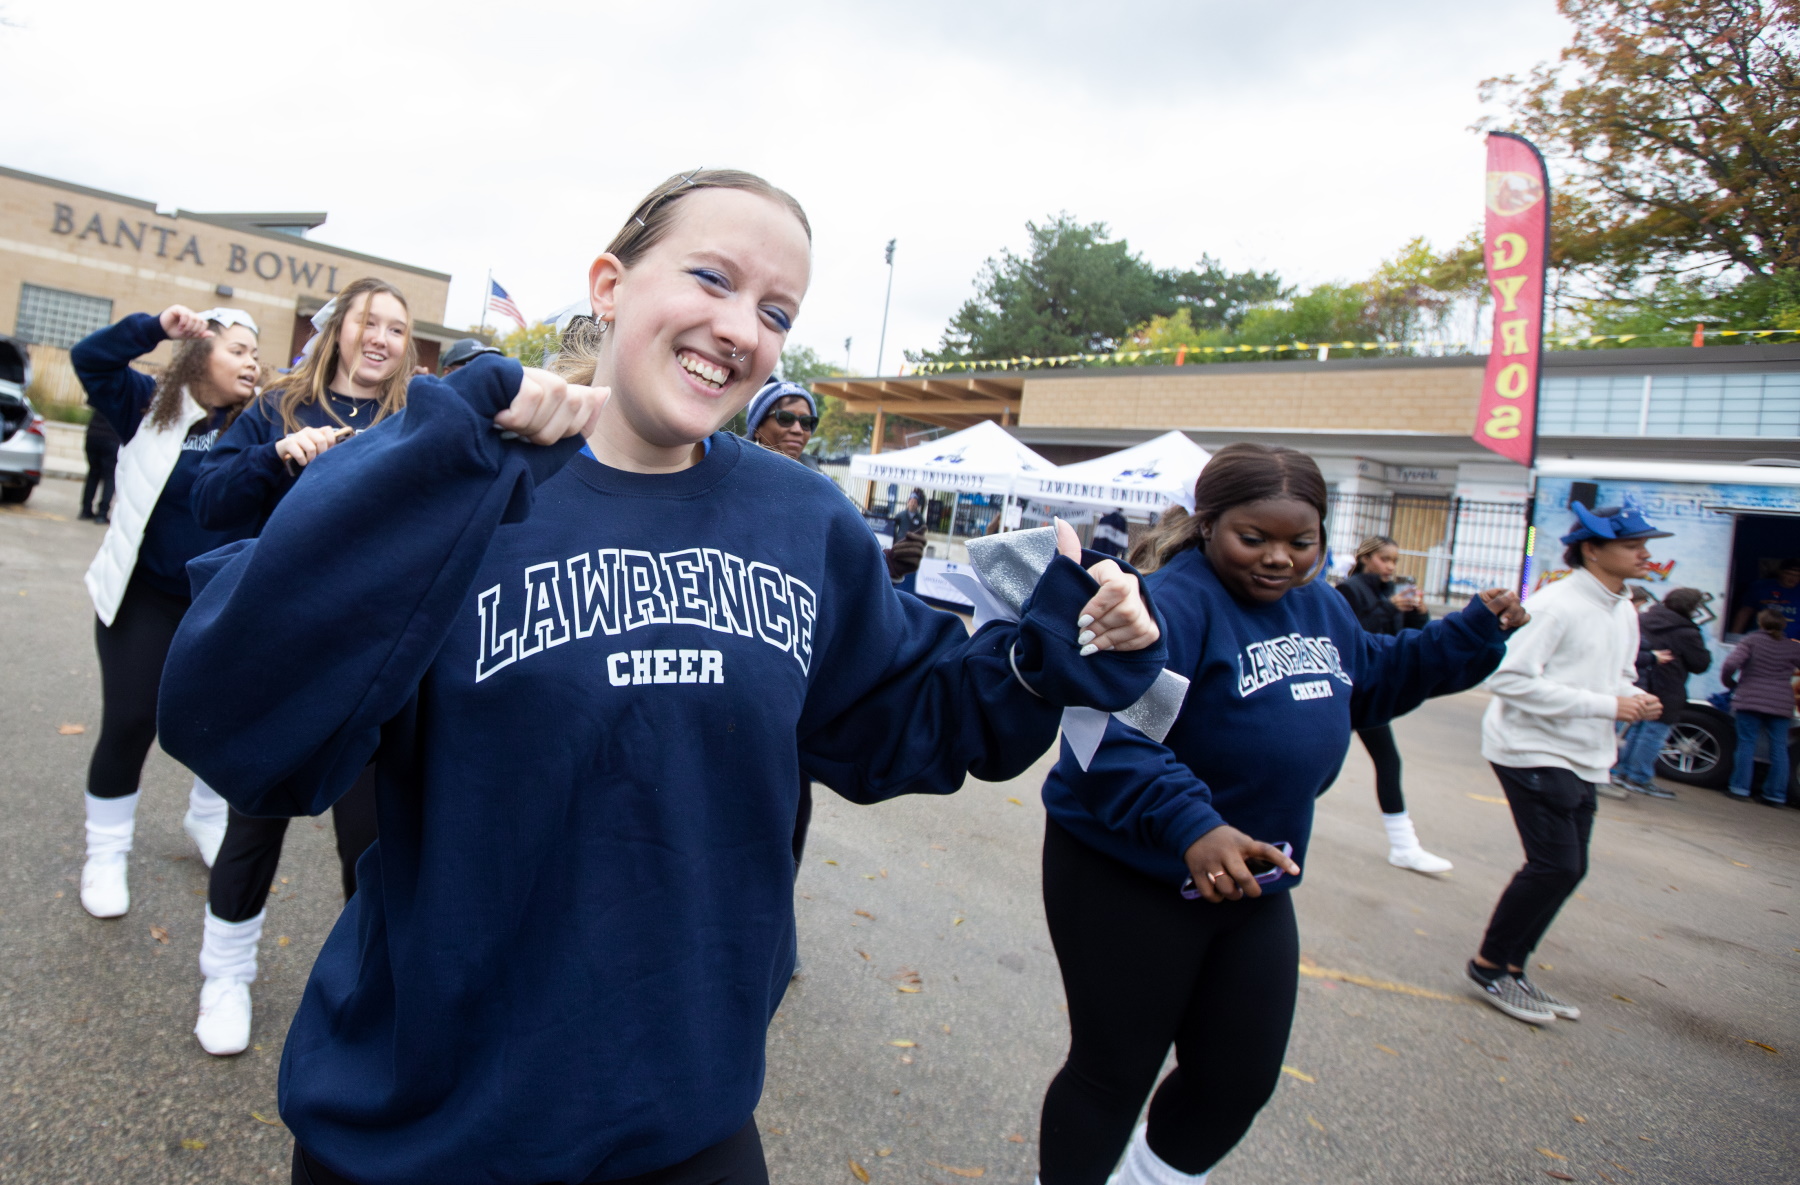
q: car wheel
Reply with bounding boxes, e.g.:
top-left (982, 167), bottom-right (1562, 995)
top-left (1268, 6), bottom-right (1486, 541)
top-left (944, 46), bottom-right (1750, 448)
top-left (1658, 708), bottom-right (1733, 789)
top-left (0, 484), bottom-right (30, 504)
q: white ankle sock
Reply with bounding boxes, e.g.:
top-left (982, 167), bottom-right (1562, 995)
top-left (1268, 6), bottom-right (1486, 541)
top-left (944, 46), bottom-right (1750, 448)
top-left (199, 907), bottom-right (264, 983)
top-left (1382, 810), bottom-right (1419, 852)
top-left (187, 778), bottom-right (228, 826)
top-left (84, 791), bottom-right (139, 858)
top-left (1115, 1125), bottom-right (1209, 1185)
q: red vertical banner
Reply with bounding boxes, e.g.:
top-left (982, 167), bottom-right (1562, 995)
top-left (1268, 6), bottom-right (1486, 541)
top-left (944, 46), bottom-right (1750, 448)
top-left (1472, 132), bottom-right (1551, 467)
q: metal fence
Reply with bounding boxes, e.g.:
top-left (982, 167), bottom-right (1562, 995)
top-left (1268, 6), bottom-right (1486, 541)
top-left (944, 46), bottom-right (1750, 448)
top-left (1327, 491), bottom-right (1528, 600)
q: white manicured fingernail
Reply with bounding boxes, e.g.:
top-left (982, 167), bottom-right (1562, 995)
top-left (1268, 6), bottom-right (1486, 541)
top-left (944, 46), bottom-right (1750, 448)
top-left (1079, 643), bottom-right (1098, 657)
top-left (1077, 614), bottom-right (1094, 628)
top-left (1077, 629), bottom-right (1095, 646)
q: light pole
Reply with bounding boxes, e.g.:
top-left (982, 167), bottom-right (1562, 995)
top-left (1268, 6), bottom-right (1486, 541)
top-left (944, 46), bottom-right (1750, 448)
top-left (875, 239), bottom-right (896, 376)
top-left (844, 336), bottom-right (853, 373)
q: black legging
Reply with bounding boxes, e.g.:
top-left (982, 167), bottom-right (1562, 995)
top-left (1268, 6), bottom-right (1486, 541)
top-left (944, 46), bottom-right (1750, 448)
top-left (1038, 821), bottom-right (1299, 1184)
top-left (89, 574), bottom-right (188, 799)
top-left (209, 766), bottom-right (380, 922)
top-left (1356, 723), bottom-right (1406, 814)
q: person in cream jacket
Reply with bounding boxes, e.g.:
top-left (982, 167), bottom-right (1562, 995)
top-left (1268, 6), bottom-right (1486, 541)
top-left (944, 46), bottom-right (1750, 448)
top-left (1467, 503), bottom-right (1668, 1025)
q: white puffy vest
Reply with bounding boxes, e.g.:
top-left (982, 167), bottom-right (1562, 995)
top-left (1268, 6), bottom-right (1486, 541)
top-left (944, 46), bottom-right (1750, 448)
top-left (85, 387), bottom-right (210, 625)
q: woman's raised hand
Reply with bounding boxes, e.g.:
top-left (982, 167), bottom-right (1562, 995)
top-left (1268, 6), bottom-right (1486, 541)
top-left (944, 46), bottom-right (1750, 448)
top-left (1183, 825), bottom-right (1301, 903)
top-left (1054, 517), bottom-right (1160, 654)
top-left (494, 367), bottom-right (607, 446)
top-left (159, 305), bottom-right (213, 340)
top-left (276, 425), bottom-right (353, 468)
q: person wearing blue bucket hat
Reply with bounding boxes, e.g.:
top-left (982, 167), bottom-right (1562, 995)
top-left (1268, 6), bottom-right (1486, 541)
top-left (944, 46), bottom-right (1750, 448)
top-left (1465, 502), bottom-right (1670, 1026)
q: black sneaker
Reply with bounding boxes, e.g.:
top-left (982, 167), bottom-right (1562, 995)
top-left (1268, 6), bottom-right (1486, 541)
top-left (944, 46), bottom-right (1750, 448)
top-left (1467, 962), bottom-right (1555, 1025)
top-left (1626, 781), bottom-right (1675, 800)
top-left (1512, 973), bottom-right (1580, 1020)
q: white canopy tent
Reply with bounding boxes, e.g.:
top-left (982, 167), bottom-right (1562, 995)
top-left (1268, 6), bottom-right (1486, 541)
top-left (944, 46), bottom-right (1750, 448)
top-left (849, 419), bottom-right (1057, 495)
top-left (1021, 430), bottom-right (1211, 513)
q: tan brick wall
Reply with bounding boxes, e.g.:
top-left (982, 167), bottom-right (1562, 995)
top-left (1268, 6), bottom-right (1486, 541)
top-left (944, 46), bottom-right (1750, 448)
top-left (0, 169), bottom-right (449, 378)
top-left (1017, 367), bottom-right (1486, 434)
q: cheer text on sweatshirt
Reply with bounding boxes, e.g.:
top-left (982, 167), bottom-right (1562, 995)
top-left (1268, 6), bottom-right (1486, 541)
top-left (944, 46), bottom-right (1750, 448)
top-left (1043, 548), bottom-right (1510, 890)
top-left (157, 353), bottom-right (1167, 1185)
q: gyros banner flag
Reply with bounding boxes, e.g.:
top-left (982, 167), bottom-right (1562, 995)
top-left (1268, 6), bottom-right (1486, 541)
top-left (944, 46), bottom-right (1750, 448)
top-left (1473, 132), bottom-right (1551, 467)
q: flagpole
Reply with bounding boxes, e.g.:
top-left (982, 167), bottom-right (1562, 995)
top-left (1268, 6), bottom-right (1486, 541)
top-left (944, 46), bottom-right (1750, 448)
top-left (478, 268), bottom-right (491, 338)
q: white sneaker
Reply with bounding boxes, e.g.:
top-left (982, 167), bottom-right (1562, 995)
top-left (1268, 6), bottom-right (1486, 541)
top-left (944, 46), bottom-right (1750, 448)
top-left (80, 853), bottom-right (129, 918)
top-left (194, 977), bottom-right (252, 1056)
top-left (183, 778), bottom-right (229, 867)
top-left (1388, 845), bottom-right (1454, 874)
top-left (182, 809), bottom-right (226, 868)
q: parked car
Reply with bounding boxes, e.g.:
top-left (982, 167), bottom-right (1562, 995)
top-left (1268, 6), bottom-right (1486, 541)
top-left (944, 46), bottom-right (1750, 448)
top-left (0, 334), bottom-right (44, 504)
top-left (1658, 696), bottom-right (1800, 802)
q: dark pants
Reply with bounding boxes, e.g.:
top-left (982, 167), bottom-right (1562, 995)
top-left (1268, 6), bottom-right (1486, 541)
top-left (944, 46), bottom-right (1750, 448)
top-left (293, 1119), bottom-right (768, 1185)
top-left (1356, 723), bottom-right (1406, 814)
top-left (791, 779), bottom-right (813, 877)
top-left (1038, 821), bottom-right (1299, 1184)
top-left (1477, 764), bottom-right (1596, 969)
top-left (81, 443), bottom-right (116, 517)
top-left (209, 766), bottom-right (380, 922)
top-left (88, 574), bottom-right (188, 799)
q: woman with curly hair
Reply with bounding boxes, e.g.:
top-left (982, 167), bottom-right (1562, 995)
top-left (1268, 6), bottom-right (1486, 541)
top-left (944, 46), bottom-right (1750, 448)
top-left (182, 277), bottom-right (416, 1056)
top-left (70, 304), bottom-right (262, 920)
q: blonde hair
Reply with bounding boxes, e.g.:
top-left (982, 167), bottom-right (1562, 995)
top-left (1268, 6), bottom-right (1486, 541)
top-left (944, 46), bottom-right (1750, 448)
top-left (1350, 534), bottom-right (1398, 575)
top-left (264, 277), bottom-right (415, 434)
top-left (553, 169), bottom-right (811, 386)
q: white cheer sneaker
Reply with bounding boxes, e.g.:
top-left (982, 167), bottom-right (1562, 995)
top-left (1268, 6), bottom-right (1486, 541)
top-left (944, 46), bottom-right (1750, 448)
top-left (194, 978), bottom-right (252, 1056)
top-left (81, 791), bottom-right (138, 918)
top-left (182, 778), bottom-right (229, 868)
top-left (1388, 845), bottom-right (1455, 874)
top-left (80, 853), bottom-right (130, 918)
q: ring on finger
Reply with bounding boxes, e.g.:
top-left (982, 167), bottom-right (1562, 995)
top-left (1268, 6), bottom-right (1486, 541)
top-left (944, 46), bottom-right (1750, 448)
top-left (1206, 870), bottom-right (1226, 883)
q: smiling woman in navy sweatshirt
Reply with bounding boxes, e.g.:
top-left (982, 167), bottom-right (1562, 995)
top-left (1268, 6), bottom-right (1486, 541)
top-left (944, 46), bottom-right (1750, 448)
top-left (1033, 444), bottom-right (1526, 1185)
top-left (184, 277), bottom-right (418, 1061)
top-left (159, 169), bottom-right (1166, 1185)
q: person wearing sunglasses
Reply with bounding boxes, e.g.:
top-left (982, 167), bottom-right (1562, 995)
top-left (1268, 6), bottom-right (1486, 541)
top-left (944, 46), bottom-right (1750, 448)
top-left (745, 376), bottom-right (819, 464)
top-left (181, 278), bottom-right (416, 1058)
top-left (159, 168), bottom-right (1165, 1185)
top-left (69, 305), bottom-right (263, 924)
top-left (1033, 443), bottom-right (1527, 1185)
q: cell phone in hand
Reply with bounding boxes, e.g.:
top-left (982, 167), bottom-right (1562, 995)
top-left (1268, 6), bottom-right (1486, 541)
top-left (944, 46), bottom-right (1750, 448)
top-left (1180, 842), bottom-right (1295, 898)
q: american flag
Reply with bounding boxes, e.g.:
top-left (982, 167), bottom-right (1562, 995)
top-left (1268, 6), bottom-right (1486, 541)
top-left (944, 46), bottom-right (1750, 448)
top-left (486, 280), bottom-right (526, 329)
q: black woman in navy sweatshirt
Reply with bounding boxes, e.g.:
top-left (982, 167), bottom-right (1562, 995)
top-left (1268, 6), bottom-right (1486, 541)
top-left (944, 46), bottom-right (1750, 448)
top-left (184, 277), bottom-right (418, 1060)
top-left (1033, 444), bottom-right (1528, 1185)
top-left (159, 169), bottom-right (1167, 1185)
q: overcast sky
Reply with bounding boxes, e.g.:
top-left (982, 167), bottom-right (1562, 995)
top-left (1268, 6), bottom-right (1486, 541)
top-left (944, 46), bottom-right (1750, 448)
top-left (2, 0), bottom-right (1570, 373)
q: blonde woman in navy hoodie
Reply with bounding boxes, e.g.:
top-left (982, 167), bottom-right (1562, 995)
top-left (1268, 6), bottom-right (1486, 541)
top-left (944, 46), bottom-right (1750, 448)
top-left (159, 169), bottom-right (1165, 1185)
top-left (1034, 444), bottom-right (1527, 1185)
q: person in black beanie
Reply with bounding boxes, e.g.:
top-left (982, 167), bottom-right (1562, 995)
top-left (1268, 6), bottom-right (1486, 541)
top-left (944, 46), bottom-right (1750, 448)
top-left (79, 411), bottom-right (120, 522)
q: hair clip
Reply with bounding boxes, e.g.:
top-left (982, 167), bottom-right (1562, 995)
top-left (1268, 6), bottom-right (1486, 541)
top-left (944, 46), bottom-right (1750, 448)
top-left (633, 167), bottom-right (706, 227)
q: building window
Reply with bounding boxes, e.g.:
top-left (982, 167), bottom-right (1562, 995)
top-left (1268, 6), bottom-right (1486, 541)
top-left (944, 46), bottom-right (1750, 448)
top-left (15, 283), bottom-right (114, 349)
top-left (1540, 372), bottom-right (1800, 438)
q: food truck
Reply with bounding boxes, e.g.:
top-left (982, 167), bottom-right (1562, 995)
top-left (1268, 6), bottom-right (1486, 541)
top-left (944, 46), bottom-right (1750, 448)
top-left (1527, 458), bottom-right (1800, 797)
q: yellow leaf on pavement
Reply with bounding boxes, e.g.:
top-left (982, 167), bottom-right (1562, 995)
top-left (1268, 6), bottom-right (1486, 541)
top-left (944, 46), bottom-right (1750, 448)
top-left (180, 1139), bottom-right (206, 1151)
top-left (1465, 792), bottom-right (1507, 804)
top-left (1307, 1115), bottom-right (1326, 1133)
top-left (1006, 797), bottom-right (1023, 805)
top-left (888, 1039), bottom-right (916, 1047)
top-left (57, 723), bottom-right (86, 735)
top-left (927, 1161), bottom-right (985, 1177)
top-left (251, 1112), bottom-right (283, 1126)
top-left (1537, 1147), bottom-right (1567, 1161)
top-left (1280, 1065), bottom-right (1315, 1083)
top-left (849, 1158), bottom-right (870, 1182)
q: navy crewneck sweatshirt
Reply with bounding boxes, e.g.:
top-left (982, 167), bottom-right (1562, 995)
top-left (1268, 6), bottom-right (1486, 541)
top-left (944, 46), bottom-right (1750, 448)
top-left (190, 386), bottom-right (385, 531)
top-left (158, 354), bottom-right (1166, 1185)
top-left (70, 314), bottom-right (248, 599)
top-left (1043, 548), bottom-right (1508, 890)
